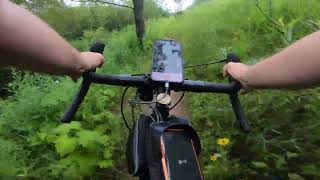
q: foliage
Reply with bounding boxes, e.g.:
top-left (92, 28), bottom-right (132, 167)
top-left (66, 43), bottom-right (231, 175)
top-left (12, 0), bottom-right (64, 12)
top-left (0, 67), bottom-right (13, 97)
top-left (1, 0), bottom-right (320, 179)
top-left (39, 5), bottom-right (133, 39)
top-left (38, 0), bottom-right (168, 39)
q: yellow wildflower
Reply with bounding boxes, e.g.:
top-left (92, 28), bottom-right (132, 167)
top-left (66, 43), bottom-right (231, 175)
top-left (217, 138), bottom-right (230, 146)
top-left (210, 153), bottom-right (221, 161)
top-left (210, 155), bottom-right (217, 161)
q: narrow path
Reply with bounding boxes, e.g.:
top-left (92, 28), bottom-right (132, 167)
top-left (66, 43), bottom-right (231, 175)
top-left (169, 91), bottom-right (191, 119)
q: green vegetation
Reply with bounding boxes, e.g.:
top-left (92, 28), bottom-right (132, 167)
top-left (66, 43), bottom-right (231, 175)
top-left (1, 0), bottom-right (320, 179)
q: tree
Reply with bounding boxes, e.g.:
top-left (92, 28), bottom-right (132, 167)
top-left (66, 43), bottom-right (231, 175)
top-left (12, 0), bottom-right (64, 12)
top-left (132, 0), bottom-right (145, 47)
top-left (80, 0), bottom-right (146, 47)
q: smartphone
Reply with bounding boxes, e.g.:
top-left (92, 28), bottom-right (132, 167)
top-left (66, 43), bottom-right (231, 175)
top-left (160, 130), bottom-right (203, 180)
top-left (151, 39), bottom-right (184, 83)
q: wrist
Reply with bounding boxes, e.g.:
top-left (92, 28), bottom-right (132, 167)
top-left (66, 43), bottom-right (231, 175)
top-left (70, 49), bottom-right (86, 79)
top-left (242, 65), bottom-right (256, 90)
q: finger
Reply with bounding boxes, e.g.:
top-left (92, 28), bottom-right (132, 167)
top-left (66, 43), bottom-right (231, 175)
top-left (70, 74), bottom-right (79, 82)
top-left (239, 89), bottom-right (248, 95)
top-left (99, 55), bottom-right (105, 67)
top-left (240, 89), bottom-right (251, 95)
top-left (96, 54), bottom-right (105, 68)
top-left (223, 63), bottom-right (230, 77)
top-left (223, 65), bottom-right (227, 77)
top-left (239, 84), bottom-right (252, 95)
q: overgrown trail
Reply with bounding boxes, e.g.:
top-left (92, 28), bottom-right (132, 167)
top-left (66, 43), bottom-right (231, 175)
top-left (170, 92), bottom-right (191, 119)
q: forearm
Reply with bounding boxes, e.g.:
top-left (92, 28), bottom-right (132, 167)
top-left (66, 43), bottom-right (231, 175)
top-left (246, 31), bottom-right (320, 89)
top-left (0, 0), bottom-right (84, 76)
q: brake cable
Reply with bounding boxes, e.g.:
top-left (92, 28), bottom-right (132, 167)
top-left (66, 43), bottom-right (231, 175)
top-left (184, 58), bottom-right (227, 68)
top-left (121, 87), bottom-right (131, 131)
top-left (169, 91), bottom-right (185, 110)
top-left (167, 58), bottom-right (227, 110)
top-left (122, 87), bottom-right (170, 130)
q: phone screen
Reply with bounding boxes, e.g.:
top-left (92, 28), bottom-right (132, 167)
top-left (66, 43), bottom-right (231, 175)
top-left (151, 40), bottom-right (184, 83)
top-left (160, 131), bottom-right (203, 180)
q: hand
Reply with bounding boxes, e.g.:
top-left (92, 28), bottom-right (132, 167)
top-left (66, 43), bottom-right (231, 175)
top-left (79, 52), bottom-right (105, 69)
top-left (223, 62), bottom-right (251, 91)
top-left (70, 52), bottom-right (105, 81)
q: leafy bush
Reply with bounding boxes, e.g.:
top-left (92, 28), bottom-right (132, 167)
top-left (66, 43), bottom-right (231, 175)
top-left (39, 0), bottom-right (168, 40)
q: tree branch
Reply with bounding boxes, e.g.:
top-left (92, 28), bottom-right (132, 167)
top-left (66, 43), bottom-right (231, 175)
top-left (72, 0), bottom-right (134, 9)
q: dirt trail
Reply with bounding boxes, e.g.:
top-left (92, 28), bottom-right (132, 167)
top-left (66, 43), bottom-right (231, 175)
top-left (169, 91), bottom-right (191, 119)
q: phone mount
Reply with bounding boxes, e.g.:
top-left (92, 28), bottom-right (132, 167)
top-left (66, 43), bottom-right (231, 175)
top-left (151, 39), bottom-right (184, 83)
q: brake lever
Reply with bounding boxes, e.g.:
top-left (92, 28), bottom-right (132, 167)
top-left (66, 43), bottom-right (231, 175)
top-left (61, 42), bottom-right (105, 123)
top-left (227, 53), bottom-right (250, 133)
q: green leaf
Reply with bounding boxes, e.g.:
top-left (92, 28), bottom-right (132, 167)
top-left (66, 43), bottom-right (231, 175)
top-left (102, 89), bottom-right (116, 97)
top-left (288, 173), bottom-right (304, 180)
top-left (78, 130), bottom-right (108, 149)
top-left (60, 153), bottom-right (99, 176)
top-left (0, 139), bottom-right (18, 175)
top-left (37, 132), bottom-right (47, 141)
top-left (103, 149), bottom-right (112, 159)
top-left (62, 164), bottom-right (79, 178)
top-left (46, 134), bottom-right (58, 143)
top-left (99, 160), bottom-right (113, 168)
top-left (54, 135), bottom-right (78, 156)
top-left (252, 161), bottom-right (268, 169)
top-left (286, 152), bottom-right (299, 159)
top-left (301, 165), bottom-right (319, 176)
top-left (27, 135), bottom-right (42, 146)
top-left (275, 156), bottom-right (286, 169)
top-left (54, 121), bottom-right (82, 134)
